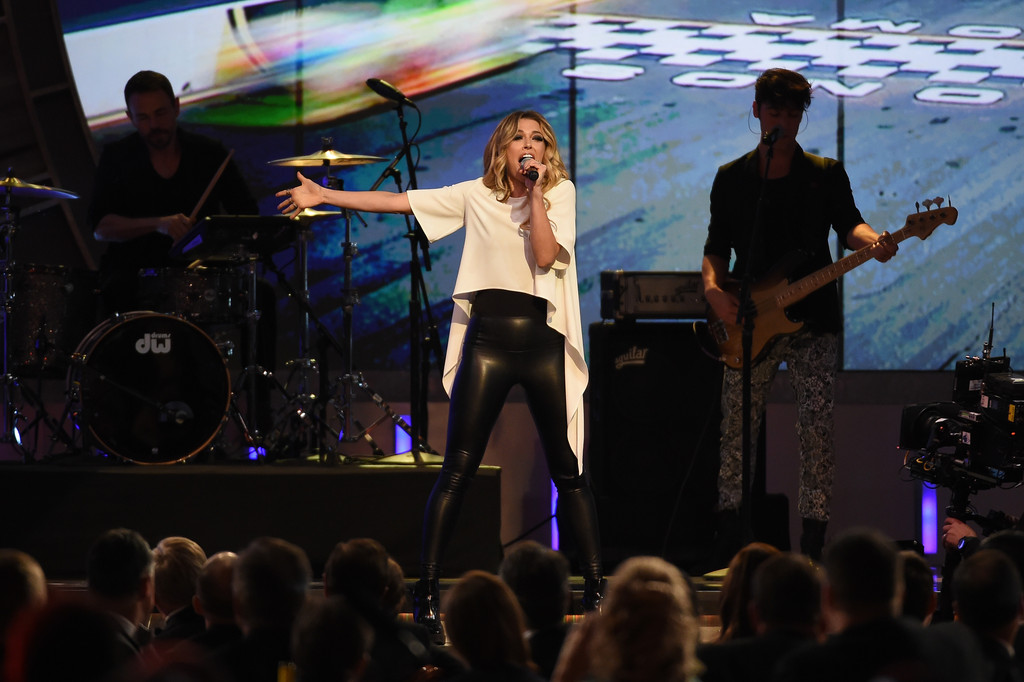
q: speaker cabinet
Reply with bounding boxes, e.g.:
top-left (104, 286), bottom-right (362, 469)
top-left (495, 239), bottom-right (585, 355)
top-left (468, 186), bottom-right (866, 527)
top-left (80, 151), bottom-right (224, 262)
top-left (586, 321), bottom-right (723, 572)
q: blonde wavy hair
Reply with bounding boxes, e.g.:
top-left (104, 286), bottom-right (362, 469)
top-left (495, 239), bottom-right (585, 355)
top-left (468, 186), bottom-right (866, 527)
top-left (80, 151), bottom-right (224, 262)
top-left (482, 110), bottom-right (569, 202)
top-left (590, 556), bottom-right (703, 682)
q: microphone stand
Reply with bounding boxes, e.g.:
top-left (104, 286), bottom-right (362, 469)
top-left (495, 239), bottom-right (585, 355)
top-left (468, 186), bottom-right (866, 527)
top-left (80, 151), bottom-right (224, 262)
top-left (367, 102), bottom-right (441, 462)
top-left (737, 134), bottom-right (776, 541)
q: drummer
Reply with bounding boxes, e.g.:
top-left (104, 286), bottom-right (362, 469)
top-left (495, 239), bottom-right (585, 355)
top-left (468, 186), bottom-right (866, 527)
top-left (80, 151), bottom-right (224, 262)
top-left (88, 70), bottom-right (276, 440)
top-left (89, 69), bottom-right (257, 316)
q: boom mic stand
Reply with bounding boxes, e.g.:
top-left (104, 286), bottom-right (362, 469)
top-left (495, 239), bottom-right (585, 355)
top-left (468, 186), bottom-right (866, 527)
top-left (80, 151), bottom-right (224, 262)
top-left (365, 85), bottom-right (443, 463)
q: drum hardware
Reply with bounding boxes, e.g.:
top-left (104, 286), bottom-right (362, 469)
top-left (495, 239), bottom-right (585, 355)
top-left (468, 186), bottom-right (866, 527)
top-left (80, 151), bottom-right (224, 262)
top-left (1, 169), bottom-right (83, 462)
top-left (267, 138), bottom-right (438, 462)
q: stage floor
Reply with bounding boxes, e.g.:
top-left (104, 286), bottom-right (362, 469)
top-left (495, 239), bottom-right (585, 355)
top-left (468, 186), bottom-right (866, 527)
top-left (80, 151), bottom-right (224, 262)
top-left (0, 461), bottom-right (502, 580)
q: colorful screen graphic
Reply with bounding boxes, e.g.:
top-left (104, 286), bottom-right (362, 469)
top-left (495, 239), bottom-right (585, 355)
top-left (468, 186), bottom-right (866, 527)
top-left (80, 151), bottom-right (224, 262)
top-left (59, 0), bottom-right (1024, 373)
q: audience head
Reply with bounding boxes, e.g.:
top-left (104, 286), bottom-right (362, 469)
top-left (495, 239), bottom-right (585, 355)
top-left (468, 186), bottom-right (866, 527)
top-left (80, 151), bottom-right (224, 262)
top-left (980, 529), bottom-right (1024, 581)
top-left (233, 537), bottom-right (311, 633)
top-left (751, 551), bottom-right (822, 634)
top-left (952, 548), bottom-right (1024, 639)
top-left (0, 549), bottom-right (47, 638)
top-left (821, 527), bottom-right (901, 623)
top-left (898, 549), bottom-right (936, 624)
top-left (152, 537), bottom-right (207, 616)
top-left (444, 570), bottom-right (531, 671)
top-left (291, 596), bottom-right (371, 682)
top-left (6, 598), bottom-right (127, 682)
top-left (498, 540), bottom-right (571, 630)
top-left (717, 541), bottom-right (780, 641)
top-left (381, 558), bottom-right (408, 616)
top-left (86, 528), bottom-right (155, 624)
top-left (591, 556), bottom-right (702, 682)
top-left (194, 552), bottom-right (237, 626)
top-left (323, 538), bottom-right (391, 609)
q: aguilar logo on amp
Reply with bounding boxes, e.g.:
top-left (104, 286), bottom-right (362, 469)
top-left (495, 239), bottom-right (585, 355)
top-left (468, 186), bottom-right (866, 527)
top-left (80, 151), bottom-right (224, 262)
top-left (614, 345), bottom-right (648, 370)
top-left (135, 333), bottom-right (172, 354)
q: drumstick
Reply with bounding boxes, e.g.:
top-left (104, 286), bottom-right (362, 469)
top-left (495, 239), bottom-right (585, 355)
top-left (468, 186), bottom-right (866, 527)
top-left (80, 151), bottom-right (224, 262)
top-left (188, 149), bottom-right (234, 223)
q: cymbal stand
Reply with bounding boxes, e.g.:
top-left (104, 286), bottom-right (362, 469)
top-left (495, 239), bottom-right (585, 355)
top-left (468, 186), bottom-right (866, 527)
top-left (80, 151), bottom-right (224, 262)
top-left (0, 187), bottom-right (26, 460)
top-left (0, 185), bottom-right (75, 461)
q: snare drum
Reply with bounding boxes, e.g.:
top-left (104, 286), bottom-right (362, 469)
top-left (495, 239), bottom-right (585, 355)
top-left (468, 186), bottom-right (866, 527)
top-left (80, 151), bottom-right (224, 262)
top-left (68, 312), bottom-right (231, 464)
top-left (138, 266), bottom-right (246, 324)
top-left (7, 265), bottom-right (97, 376)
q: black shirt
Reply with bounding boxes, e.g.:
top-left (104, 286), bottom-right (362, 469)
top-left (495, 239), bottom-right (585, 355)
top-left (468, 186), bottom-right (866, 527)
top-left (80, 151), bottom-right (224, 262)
top-left (703, 145), bottom-right (865, 333)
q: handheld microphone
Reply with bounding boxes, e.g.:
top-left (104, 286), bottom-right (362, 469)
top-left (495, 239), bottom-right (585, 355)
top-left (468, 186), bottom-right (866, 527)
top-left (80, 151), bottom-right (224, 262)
top-left (365, 78), bottom-right (416, 108)
top-left (520, 154), bottom-right (539, 181)
top-left (762, 126), bottom-right (781, 146)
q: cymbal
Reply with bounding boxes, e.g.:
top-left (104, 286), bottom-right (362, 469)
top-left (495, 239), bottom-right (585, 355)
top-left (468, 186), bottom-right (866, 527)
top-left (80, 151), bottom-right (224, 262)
top-left (1, 174), bottom-right (78, 200)
top-left (267, 150), bottom-right (387, 167)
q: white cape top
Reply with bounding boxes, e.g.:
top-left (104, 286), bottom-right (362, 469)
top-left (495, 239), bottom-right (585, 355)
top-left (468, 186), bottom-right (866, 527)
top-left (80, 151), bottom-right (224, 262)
top-left (408, 177), bottom-right (587, 472)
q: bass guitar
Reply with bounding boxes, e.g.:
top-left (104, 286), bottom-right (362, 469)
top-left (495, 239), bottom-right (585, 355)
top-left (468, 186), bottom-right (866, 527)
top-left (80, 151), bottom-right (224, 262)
top-left (703, 199), bottom-right (958, 369)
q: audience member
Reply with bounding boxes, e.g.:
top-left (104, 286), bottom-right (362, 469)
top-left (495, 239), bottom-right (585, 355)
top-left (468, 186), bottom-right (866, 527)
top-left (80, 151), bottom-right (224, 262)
top-left (152, 537), bottom-right (207, 641)
top-left (977, 530), bottom-right (1024, 668)
top-left (216, 537), bottom-right (311, 682)
top-left (0, 550), bottom-right (48, 680)
top-left (86, 528), bottom-right (156, 658)
top-left (188, 552), bottom-right (242, 652)
top-left (699, 552), bottom-right (822, 682)
top-left (323, 537), bottom-right (463, 681)
top-left (900, 550), bottom-right (937, 625)
top-left (772, 527), bottom-right (980, 682)
top-left (382, 557), bottom-right (408, 616)
top-left (951, 549), bottom-right (1024, 682)
top-left (553, 556), bottom-right (702, 682)
top-left (5, 598), bottom-right (129, 682)
top-left (498, 541), bottom-right (573, 680)
top-left (714, 541), bottom-right (780, 643)
top-left (444, 570), bottom-right (544, 682)
top-left (291, 595), bottom-right (371, 682)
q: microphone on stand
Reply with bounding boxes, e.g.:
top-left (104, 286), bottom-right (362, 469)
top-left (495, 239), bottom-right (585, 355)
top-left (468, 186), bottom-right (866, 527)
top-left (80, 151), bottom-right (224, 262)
top-left (519, 154), bottom-right (539, 181)
top-left (365, 78), bottom-right (416, 108)
top-left (761, 126), bottom-right (781, 146)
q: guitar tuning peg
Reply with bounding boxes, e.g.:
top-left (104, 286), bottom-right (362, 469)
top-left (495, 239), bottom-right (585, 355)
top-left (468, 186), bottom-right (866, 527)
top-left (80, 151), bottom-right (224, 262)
top-left (922, 199), bottom-right (933, 210)
top-left (933, 197), bottom-right (944, 208)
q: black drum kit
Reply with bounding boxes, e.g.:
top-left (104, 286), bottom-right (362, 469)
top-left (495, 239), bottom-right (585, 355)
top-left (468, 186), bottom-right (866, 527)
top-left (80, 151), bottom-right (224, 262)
top-left (1, 130), bottom-right (441, 466)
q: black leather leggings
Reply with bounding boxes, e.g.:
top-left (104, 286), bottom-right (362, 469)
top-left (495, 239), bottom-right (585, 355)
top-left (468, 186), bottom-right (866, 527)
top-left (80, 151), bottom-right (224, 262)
top-left (420, 313), bottom-right (603, 580)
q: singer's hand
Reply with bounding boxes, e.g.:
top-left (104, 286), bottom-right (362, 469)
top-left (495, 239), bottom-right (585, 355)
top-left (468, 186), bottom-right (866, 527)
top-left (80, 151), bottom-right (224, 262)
top-left (520, 156), bottom-right (545, 187)
top-left (276, 172), bottom-right (323, 218)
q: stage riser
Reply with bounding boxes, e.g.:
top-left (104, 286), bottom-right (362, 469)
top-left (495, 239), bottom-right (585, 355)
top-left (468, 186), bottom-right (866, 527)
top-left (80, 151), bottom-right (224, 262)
top-left (0, 465), bottom-right (501, 580)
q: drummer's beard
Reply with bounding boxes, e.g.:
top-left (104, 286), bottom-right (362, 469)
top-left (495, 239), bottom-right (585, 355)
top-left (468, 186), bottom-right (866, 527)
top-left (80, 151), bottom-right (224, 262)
top-left (145, 127), bottom-right (174, 150)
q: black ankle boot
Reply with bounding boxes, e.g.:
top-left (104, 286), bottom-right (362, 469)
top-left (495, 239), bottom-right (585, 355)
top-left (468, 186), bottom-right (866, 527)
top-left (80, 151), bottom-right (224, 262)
top-left (582, 576), bottom-right (606, 612)
top-left (800, 518), bottom-right (828, 561)
top-left (413, 577), bottom-right (445, 645)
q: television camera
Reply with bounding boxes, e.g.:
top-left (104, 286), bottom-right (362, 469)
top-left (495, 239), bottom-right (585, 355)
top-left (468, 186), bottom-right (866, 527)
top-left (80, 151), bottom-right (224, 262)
top-left (899, 307), bottom-right (1024, 528)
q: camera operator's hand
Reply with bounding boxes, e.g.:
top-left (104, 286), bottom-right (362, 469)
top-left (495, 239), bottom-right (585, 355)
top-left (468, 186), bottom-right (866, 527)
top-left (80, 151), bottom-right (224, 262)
top-left (942, 516), bottom-right (977, 551)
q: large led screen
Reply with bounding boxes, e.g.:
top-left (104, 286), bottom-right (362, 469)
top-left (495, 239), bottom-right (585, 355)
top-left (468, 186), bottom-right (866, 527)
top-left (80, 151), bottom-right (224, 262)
top-left (59, 0), bottom-right (1024, 373)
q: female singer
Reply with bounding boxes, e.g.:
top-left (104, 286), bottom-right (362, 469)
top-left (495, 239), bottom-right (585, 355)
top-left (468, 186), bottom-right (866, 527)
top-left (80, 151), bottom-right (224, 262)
top-left (278, 111), bottom-right (604, 641)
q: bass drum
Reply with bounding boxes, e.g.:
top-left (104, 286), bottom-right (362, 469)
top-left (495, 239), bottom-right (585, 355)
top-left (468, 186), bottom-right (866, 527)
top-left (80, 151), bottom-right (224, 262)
top-left (69, 312), bottom-right (231, 464)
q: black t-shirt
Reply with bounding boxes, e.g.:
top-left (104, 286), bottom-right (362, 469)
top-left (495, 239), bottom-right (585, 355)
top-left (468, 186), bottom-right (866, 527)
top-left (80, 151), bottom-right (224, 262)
top-left (89, 128), bottom-right (257, 313)
top-left (89, 128), bottom-right (257, 272)
top-left (703, 145), bottom-right (865, 333)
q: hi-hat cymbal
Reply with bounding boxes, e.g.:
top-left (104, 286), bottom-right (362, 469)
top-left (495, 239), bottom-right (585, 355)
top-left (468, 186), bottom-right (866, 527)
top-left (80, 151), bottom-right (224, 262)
top-left (1, 174), bottom-right (78, 200)
top-left (267, 150), bottom-right (387, 167)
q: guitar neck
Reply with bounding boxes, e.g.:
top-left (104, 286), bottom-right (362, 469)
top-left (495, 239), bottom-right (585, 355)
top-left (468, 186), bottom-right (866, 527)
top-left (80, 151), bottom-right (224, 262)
top-left (775, 227), bottom-right (911, 309)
